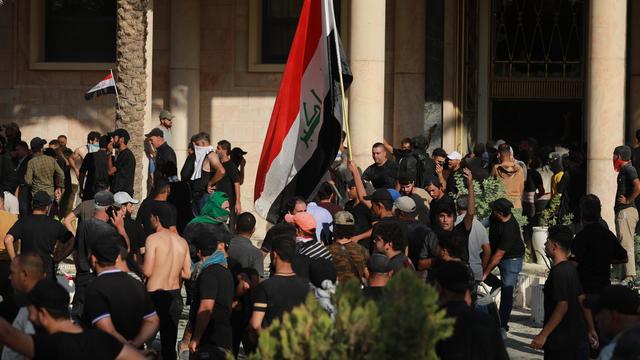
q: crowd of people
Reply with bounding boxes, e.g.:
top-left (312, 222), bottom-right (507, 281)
top-left (0, 114), bottom-right (637, 360)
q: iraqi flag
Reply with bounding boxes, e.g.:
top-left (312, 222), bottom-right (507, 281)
top-left (254, 0), bottom-right (352, 223)
top-left (85, 72), bottom-right (117, 100)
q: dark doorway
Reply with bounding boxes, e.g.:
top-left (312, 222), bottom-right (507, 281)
top-left (491, 100), bottom-right (583, 147)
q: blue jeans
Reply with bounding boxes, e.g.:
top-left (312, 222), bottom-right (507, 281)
top-left (498, 257), bottom-right (523, 330)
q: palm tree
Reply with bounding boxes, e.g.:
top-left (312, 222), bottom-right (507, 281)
top-left (115, 0), bottom-right (148, 198)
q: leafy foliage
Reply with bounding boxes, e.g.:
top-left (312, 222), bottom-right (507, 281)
top-left (245, 270), bottom-right (453, 360)
top-left (453, 174), bottom-right (528, 229)
top-left (539, 195), bottom-right (574, 227)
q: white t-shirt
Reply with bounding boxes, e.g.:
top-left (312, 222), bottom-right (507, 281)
top-left (3, 191), bottom-right (19, 215)
top-left (307, 202), bottom-right (334, 242)
top-left (1, 307), bottom-right (34, 360)
top-left (456, 213), bottom-right (489, 281)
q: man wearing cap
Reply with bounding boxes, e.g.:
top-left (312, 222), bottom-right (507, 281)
top-left (72, 191), bottom-right (131, 320)
top-left (362, 143), bottom-right (399, 190)
top-left (158, 110), bottom-right (174, 147)
top-left (4, 191), bottom-right (73, 281)
top-left (108, 129), bottom-right (136, 197)
top-left (0, 280), bottom-right (146, 359)
top-left (327, 211), bottom-right (369, 284)
top-left (84, 238), bottom-right (159, 347)
top-left (188, 225), bottom-right (234, 358)
top-left (434, 260), bottom-right (508, 360)
top-left (530, 226), bottom-right (597, 358)
top-left (443, 151), bottom-right (465, 195)
top-left (114, 192), bottom-right (145, 261)
top-left (612, 145), bottom-right (640, 284)
top-left (146, 128), bottom-right (178, 182)
top-left (484, 197), bottom-right (525, 335)
top-left (395, 196), bottom-right (438, 276)
top-left (398, 172), bottom-right (431, 225)
top-left (587, 285), bottom-right (640, 360)
top-left (24, 137), bottom-right (65, 201)
top-left (362, 253), bottom-right (392, 300)
top-left (230, 147), bottom-right (247, 185)
top-left (284, 212), bottom-right (332, 261)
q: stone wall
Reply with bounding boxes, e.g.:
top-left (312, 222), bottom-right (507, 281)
top-left (0, 1), bottom-right (116, 151)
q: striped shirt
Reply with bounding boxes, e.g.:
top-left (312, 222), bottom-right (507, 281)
top-left (297, 239), bottom-right (332, 261)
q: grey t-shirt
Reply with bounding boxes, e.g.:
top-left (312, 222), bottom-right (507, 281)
top-left (72, 200), bottom-right (96, 222)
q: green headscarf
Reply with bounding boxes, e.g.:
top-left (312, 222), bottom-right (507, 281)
top-left (189, 192), bottom-right (230, 225)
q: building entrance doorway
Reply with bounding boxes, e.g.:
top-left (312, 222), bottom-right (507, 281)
top-left (491, 100), bottom-right (582, 147)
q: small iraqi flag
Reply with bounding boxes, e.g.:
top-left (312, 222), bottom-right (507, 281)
top-left (85, 72), bottom-right (116, 100)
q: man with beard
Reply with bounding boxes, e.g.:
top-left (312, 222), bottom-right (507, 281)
top-left (108, 129), bottom-right (136, 197)
top-left (398, 172), bottom-right (431, 225)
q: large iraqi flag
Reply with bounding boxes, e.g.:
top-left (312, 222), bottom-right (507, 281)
top-left (254, 0), bottom-right (352, 222)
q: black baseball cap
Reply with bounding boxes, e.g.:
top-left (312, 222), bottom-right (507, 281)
top-left (27, 280), bottom-right (70, 316)
top-left (230, 147), bottom-right (247, 156)
top-left (91, 238), bottom-right (121, 264)
top-left (30, 137), bottom-right (47, 151)
top-left (367, 253), bottom-right (391, 274)
top-left (32, 191), bottom-right (52, 208)
top-left (145, 128), bottom-right (164, 138)
top-left (364, 188), bottom-right (393, 202)
top-left (585, 285), bottom-right (640, 315)
top-left (489, 198), bottom-right (514, 215)
top-left (94, 191), bottom-right (116, 207)
top-left (109, 128), bottom-right (130, 142)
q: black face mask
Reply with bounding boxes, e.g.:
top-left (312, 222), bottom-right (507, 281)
top-left (399, 149), bottom-right (411, 156)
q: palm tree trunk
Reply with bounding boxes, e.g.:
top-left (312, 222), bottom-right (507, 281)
top-left (116, 0), bottom-right (148, 198)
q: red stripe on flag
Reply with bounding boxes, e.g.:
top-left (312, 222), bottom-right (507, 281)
top-left (254, 0), bottom-right (323, 201)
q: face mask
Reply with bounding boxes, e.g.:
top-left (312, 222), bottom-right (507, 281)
top-left (88, 143), bottom-right (99, 153)
top-left (613, 159), bottom-right (627, 172)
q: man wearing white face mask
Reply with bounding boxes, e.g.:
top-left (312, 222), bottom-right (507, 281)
top-left (185, 132), bottom-right (225, 215)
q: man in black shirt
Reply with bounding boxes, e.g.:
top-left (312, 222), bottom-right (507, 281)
top-left (434, 261), bottom-right (508, 360)
top-left (147, 128), bottom-right (178, 182)
top-left (395, 196), bottom-right (437, 274)
top-left (114, 191), bottom-right (145, 263)
top-left (362, 142), bottom-right (398, 189)
top-left (84, 238), bottom-right (159, 346)
top-left (362, 253), bottom-right (391, 301)
top-left (4, 191), bottom-right (74, 281)
top-left (530, 225), bottom-right (596, 359)
top-left (344, 179), bottom-right (372, 235)
top-left (250, 232), bottom-right (309, 331)
top-left (571, 195), bottom-right (628, 295)
top-left (188, 225), bottom-right (234, 358)
top-left (0, 280), bottom-right (145, 360)
top-left (484, 198), bottom-right (525, 333)
top-left (79, 135), bottom-right (111, 200)
top-left (612, 145), bottom-right (640, 283)
top-left (425, 176), bottom-right (455, 230)
top-left (216, 140), bottom-right (241, 228)
top-left (136, 178), bottom-right (178, 237)
top-left (108, 129), bottom-right (136, 196)
top-left (398, 173), bottom-right (431, 225)
top-left (374, 220), bottom-right (414, 273)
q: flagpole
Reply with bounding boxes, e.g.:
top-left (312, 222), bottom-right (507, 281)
top-left (110, 69), bottom-right (121, 111)
top-left (327, 1), bottom-right (352, 160)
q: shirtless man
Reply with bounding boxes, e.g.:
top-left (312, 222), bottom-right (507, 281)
top-left (191, 133), bottom-right (226, 213)
top-left (143, 201), bottom-right (191, 360)
top-left (68, 131), bottom-right (101, 180)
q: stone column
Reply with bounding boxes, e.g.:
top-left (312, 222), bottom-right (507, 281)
top-left (169, 0), bottom-right (200, 170)
top-left (349, 0), bottom-right (386, 168)
top-left (442, 0), bottom-right (461, 152)
top-left (628, 0), bottom-right (640, 144)
top-left (392, 0), bottom-right (425, 144)
top-left (586, 0), bottom-right (627, 227)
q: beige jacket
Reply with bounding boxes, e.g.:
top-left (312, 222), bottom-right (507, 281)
top-left (491, 162), bottom-right (525, 209)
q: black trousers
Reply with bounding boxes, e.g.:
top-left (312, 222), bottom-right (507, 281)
top-left (150, 289), bottom-right (183, 360)
top-left (71, 272), bottom-right (94, 322)
top-left (0, 260), bottom-right (18, 322)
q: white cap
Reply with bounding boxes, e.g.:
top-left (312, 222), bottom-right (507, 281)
top-left (113, 192), bottom-right (139, 205)
top-left (495, 139), bottom-right (506, 149)
top-left (394, 196), bottom-right (416, 214)
top-left (447, 151), bottom-right (462, 161)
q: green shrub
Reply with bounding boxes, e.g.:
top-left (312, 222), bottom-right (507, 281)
top-left (245, 270), bottom-right (453, 360)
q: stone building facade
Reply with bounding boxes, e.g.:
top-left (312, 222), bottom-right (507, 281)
top-left (0, 0), bottom-right (639, 230)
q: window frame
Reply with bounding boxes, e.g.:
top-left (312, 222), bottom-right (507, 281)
top-left (248, 0), bottom-right (350, 73)
top-left (29, 0), bottom-right (116, 71)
